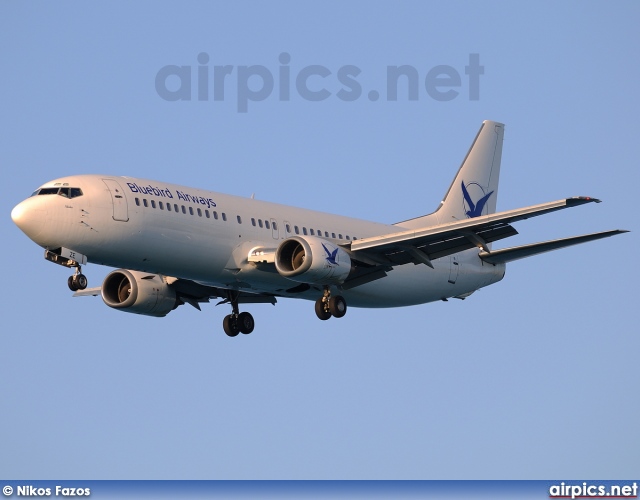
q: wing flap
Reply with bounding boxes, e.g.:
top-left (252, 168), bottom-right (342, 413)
top-left (478, 230), bottom-right (628, 264)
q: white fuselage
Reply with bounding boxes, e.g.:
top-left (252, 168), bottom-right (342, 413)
top-left (12, 174), bottom-right (505, 307)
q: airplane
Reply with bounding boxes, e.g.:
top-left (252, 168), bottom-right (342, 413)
top-left (11, 120), bottom-right (627, 337)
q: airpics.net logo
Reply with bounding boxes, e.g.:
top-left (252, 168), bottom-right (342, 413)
top-left (549, 482), bottom-right (638, 499)
top-left (155, 52), bottom-right (484, 112)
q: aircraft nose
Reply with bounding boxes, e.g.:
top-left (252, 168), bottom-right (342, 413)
top-left (11, 199), bottom-right (47, 241)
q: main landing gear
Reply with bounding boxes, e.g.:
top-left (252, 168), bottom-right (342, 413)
top-left (222, 288), bottom-right (347, 337)
top-left (315, 287), bottom-right (347, 321)
top-left (222, 292), bottom-right (255, 337)
top-left (67, 266), bottom-right (88, 291)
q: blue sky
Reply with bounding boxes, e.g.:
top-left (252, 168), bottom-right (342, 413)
top-left (1, 1), bottom-right (638, 479)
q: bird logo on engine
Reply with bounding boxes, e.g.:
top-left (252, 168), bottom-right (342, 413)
top-left (322, 243), bottom-right (339, 266)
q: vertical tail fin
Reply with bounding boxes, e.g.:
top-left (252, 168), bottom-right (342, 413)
top-left (436, 120), bottom-right (504, 223)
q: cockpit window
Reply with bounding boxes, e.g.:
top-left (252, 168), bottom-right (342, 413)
top-left (36, 188), bottom-right (60, 196)
top-left (32, 187), bottom-right (83, 198)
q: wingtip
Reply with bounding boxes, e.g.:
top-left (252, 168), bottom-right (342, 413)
top-left (567, 196), bottom-right (602, 206)
top-left (579, 196), bottom-right (601, 203)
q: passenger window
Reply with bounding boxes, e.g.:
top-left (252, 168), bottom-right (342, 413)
top-left (346, 235), bottom-right (350, 240)
top-left (135, 198), bottom-right (140, 206)
top-left (143, 199), bottom-right (148, 207)
top-left (167, 203), bottom-right (172, 212)
top-left (273, 222), bottom-right (278, 230)
top-left (237, 215), bottom-right (242, 224)
top-left (181, 206), bottom-right (186, 214)
top-left (294, 226), bottom-right (300, 235)
top-left (286, 224), bottom-right (291, 233)
top-left (251, 218), bottom-right (256, 226)
top-left (222, 213), bottom-right (227, 221)
top-left (151, 200), bottom-right (156, 209)
top-left (197, 208), bottom-right (202, 217)
top-left (303, 227), bottom-right (308, 235)
top-left (189, 207), bottom-right (194, 215)
top-left (310, 229), bottom-right (315, 236)
top-left (258, 219), bottom-right (263, 228)
top-left (174, 204), bottom-right (179, 212)
top-left (213, 211), bottom-right (218, 220)
top-left (338, 234), bottom-right (343, 239)
top-left (265, 220), bottom-right (270, 229)
top-left (205, 210), bottom-right (210, 218)
top-left (159, 201), bottom-right (164, 210)
top-left (332, 232), bottom-right (336, 238)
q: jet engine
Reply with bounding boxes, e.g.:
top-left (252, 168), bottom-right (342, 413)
top-left (101, 269), bottom-right (178, 317)
top-left (275, 236), bottom-right (351, 285)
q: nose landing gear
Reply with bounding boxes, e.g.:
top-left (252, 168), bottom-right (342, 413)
top-left (43, 248), bottom-right (89, 292)
top-left (67, 266), bottom-right (88, 291)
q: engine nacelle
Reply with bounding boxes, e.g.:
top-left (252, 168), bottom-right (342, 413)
top-left (275, 236), bottom-right (351, 285)
top-left (101, 269), bottom-right (178, 317)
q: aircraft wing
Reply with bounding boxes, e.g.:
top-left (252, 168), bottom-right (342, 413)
top-left (74, 277), bottom-right (277, 310)
top-left (73, 287), bottom-right (102, 297)
top-left (168, 278), bottom-right (277, 310)
top-left (348, 197), bottom-right (601, 268)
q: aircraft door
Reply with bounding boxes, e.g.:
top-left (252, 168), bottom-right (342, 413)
top-left (271, 219), bottom-right (279, 240)
top-left (448, 255), bottom-right (460, 284)
top-left (102, 179), bottom-right (129, 222)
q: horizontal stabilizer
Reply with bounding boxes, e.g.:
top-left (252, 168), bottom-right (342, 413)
top-left (479, 230), bottom-right (628, 264)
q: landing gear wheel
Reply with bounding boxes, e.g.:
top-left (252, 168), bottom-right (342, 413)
top-left (329, 295), bottom-right (347, 318)
top-left (223, 314), bottom-right (240, 337)
top-left (75, 273), bottom-right (88, 290)
top-left (223, 291), bottom-right (257, 337)
top-left (68, 276), bottom-right (79, 292)
top-left (315, 298), bottom-right (331, 320)
top-left (67, 264), bottom-right (88, 291)
top-left (238, 312), bottom-right (255, 334)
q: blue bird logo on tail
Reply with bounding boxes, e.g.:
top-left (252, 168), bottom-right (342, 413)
top-left (461, 181), bottom-right (494, 218)
top-left (322, 243), bottom-right (339, 265)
